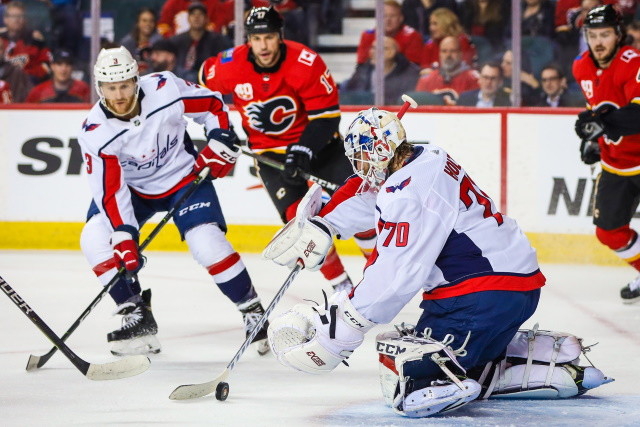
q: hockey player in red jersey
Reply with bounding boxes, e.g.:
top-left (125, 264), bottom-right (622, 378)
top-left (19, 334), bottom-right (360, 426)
top-left (78, 46), bottom-right (270, 356)
top-left (200, 6), bottom-right (376, 292)
top-left (573, 5), bottom-right (640, 304)
top-left (264, 108), bottom-right (612, 418)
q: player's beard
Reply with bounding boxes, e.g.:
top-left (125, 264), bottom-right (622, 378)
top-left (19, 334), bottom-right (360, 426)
top-left (590, 43), bottom-right (618, 68)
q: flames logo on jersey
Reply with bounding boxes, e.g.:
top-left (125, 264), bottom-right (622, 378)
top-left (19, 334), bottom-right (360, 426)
top-left (244, 96), bottom-right (297, 135)
top-left (385, 177), bottom-right (411, 193)
top-left (82, 119), bottom-right (100, 132)
top-left (151, 73), bottom-right (167, 90)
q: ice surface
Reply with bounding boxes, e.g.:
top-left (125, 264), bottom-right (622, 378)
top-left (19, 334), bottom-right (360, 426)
top-left (1, 251), bottom-right (639, 426)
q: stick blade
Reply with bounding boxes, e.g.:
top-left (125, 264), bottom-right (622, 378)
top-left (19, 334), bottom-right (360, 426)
top-left (85, 355), bottom-right (150, 381)
top-left (25, 354), bottom-right (45, 372)
top-left (169, 369), bottom-right (229, 400)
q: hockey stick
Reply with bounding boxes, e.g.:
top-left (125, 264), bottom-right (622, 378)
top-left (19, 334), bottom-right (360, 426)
top-left (397, 94), bottom-right (418, 120)
top-left (1, 275), bottom-right (150, 380)
top-left (236, 146), bottom-right (340, 192)
top-left (169, 262), bottom-right (304, 400)
top-left (26, 167), bottom-right (211, 372)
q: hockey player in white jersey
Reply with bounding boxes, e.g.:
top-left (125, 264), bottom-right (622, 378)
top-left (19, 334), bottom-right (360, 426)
top-left (265, 108), bottom-right (612, 417)
top-left (78, 46), bottom-right (269, 356)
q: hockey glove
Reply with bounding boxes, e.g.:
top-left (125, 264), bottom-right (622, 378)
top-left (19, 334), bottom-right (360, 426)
top-left (580, 138), bottom-right (601, 165)
top-left (268, 290), bottom-right (375, 374)
top-left (283, 144), bottom-right (313, 185)
top-left (574, 105), bottom-right (615, 141)
top-left (194, 128), bottom-right (240, 178)
top-left (110, 225), bottom-right (143, 272)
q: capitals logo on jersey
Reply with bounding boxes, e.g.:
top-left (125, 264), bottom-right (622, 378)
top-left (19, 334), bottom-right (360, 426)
top-left (386, 177), bottom-right (412, 193)
top-left (82, 118), bottom-right (100, 132)
top-left (244, 96), bottom-right (297, 135)
top-left (150, 73), bottom-right (167, 90)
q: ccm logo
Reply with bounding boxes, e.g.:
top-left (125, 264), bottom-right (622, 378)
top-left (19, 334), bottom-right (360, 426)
top-left (306, 351), bottom-right (325, 366)
top-left (344, 311), bottom-right (365, 328)
top-left (178, 202), bottom-right (211, 216)
top-left (303, 240), bottom-right (316, 257)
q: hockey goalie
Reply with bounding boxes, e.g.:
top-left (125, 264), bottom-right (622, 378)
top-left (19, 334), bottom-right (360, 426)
top-left (263, 108), bottom-right (613, 418)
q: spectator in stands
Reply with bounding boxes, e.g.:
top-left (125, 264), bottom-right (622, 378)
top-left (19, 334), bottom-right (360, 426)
top-left (25, 49), bottom-right (89, 103)
top-left (459, 0), bottom-right (509, 53)
top-left (457, 61), bottom-right (510, 106)
top-left (420, 7), bottom-right (476, 72)
top-left (46, 0), bottom-right (82, 57)
top-left (170, 2), bottom-right (231, 83)
top-left (0, 79), bottom-right (10, 103)
top-left (120, 8), bottom-right (163, 76)
top-left (521, 0), bottom-right (555, 38)
top-left (0, 35), bottom-right (31, 102)
top-left (415, 35), bottom-right (479, 105)
top-left (534, 63), bottom-right (584, 107)
top-left (401, 0), bottom-right (458, 37)
top-left (0, 1), bottom-right (52, 84)
top-left (342, 36), bottom-right (420, 105)
top-left (158, 0), bottom-right (232, 38)
top-left (148, 38), bottom-right (179, 74)
top-left (356, 0), bottom-right (424, 65)
top-left (628, 21), bottom-right (640, 50)
top-left (501, 49), bottom-right (540, 106)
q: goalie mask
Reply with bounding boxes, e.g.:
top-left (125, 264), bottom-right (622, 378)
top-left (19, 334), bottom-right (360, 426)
top-left (344, 108), bottom-right (406, 193)
top-left (93, 46), bottom-right (140, 117)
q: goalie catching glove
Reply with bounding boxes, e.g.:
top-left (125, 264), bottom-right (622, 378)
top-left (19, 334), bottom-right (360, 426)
top-left (268, 290), bottom-right (375, 374)
top-left (194, 128), bottom-right (240, 178)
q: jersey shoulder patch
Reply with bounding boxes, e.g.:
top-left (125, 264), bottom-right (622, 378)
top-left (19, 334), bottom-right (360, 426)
top-left (220, 47), bottom-right (235, 64)
top-left (297, 48), bottom-right (317, 66)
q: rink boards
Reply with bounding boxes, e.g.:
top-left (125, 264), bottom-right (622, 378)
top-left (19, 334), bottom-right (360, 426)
top-left (0, 105), bottom-right (623, 265)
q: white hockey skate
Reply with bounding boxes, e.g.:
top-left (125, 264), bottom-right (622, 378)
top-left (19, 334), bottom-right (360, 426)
top-left (621, 275), bottom-right (640, 304)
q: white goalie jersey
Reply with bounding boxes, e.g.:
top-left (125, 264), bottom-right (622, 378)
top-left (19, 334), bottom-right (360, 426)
top-left (319, 145), bottom-right (546, 324)
top-left (78, 71), bottom-right (230, 231)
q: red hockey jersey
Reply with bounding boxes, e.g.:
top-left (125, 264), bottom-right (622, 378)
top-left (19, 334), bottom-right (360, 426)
top-left (200, 40), bottom-right (340, 151)
top-left (573, 46), bottom-right (640, 173)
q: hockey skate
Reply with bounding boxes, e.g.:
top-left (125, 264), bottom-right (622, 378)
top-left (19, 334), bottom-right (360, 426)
top-left (620, 275), bottom-right (640, 304)
top-left (239, 298), bottom-right (270, 355)
top-left (108, 289), bottom-right (161, 356)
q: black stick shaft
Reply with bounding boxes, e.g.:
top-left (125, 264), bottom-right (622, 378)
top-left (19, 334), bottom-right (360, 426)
top-left (27, 168), bottom-right (210, 369)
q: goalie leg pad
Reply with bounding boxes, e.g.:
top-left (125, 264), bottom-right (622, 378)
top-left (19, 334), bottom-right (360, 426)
top-left (376, 329), bottom-right (478, 417)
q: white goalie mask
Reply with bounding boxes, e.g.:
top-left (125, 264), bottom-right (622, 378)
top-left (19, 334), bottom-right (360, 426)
top-left (93, 46), bottom-right (140, 115)
top-left (344, 108), bottom-right (406, 193)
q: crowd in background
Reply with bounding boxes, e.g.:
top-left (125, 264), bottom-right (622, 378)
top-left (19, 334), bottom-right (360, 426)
top-left (0, 0), bottom-right (638, 106)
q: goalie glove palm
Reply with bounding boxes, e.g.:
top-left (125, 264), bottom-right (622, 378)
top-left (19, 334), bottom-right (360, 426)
top-left (268, 291), bottom-right (375, 374)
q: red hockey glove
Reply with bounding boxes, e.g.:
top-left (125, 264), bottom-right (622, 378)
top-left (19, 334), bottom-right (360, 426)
top-left (110, 225), bottom-right (141, 272)
top-left (195, 128), bottom-right (240, 178)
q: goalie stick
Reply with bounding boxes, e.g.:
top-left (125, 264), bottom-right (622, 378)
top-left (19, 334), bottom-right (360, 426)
top-left (26, 167), bottom-right (211, 372)
top-left (169, 262), bottom-right (303, 400)
top-left (1, 275), bottom-right (150, 380)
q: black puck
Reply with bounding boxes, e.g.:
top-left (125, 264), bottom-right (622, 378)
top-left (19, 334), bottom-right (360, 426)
top-left (215, 382), bottom-right (229, 401)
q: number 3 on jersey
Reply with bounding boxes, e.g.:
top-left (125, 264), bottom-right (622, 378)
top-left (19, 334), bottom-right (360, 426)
top-left (460, 175), bottom-right (503, 225)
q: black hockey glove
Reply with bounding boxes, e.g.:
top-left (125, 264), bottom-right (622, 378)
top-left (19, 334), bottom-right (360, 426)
top-left (574, 105), bottom-right (616, 141)
top-left (283, 144), bottom-right (313, 185)
top-left (579, 138), bottom-right (601, 165)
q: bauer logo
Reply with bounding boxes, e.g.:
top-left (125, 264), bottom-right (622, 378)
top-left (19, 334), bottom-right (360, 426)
top-left (1, 279), bottom-right (33, 315)
top-left (178, 202), bottom-right (212, 216)
top-left (306, 351), bottom-right (325, 367)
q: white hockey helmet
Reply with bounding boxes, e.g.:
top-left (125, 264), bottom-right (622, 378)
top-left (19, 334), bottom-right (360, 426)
top-left (93, 46), bottom-right (140, 113)
top-left (344, 107), bottom-right (406, 193)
